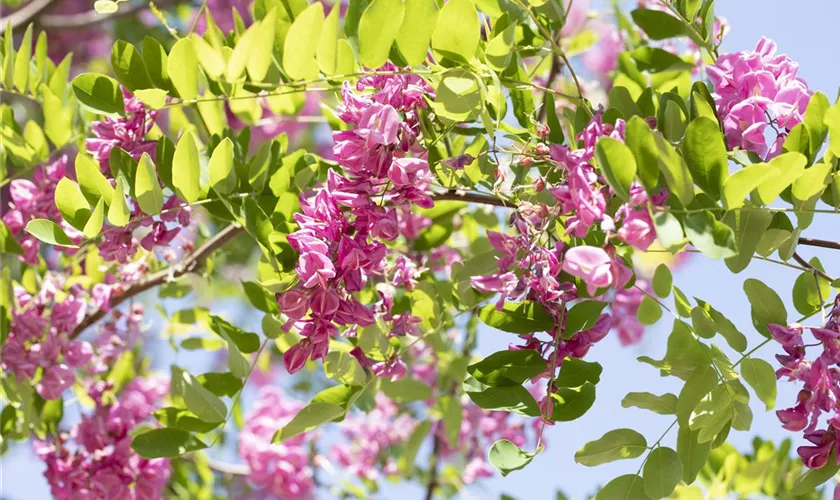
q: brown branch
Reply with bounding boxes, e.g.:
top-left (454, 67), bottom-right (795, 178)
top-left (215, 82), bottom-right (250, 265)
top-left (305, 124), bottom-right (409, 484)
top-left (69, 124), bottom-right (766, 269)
top-left (431, 191), bottom-right (512, 208)
top-left (1, 0), bottom-right (179, 33)
top-left (0, 0), bottom-right (55, 33)
top-left (798, 237), bottom-right (840, 251)
top-left (70, 224), bottom-right (244, 339)
top-left (792, 252), bottom-right (835, 283)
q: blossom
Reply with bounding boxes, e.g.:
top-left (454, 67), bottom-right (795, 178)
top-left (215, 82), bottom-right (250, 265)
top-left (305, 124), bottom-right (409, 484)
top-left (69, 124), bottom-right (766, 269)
top-left (239, 387), bottom-right (315, 499)
top-left (707, 37), bottom-right (812, 159)
top-left (562, 246), bottom-right (614, 294)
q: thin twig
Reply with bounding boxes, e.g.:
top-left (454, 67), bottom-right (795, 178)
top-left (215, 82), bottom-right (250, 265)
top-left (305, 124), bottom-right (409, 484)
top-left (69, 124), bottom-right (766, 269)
top-left (70, 224), bottom-right (244, 338)
top-left (792, 252), bottom-right (835, 283)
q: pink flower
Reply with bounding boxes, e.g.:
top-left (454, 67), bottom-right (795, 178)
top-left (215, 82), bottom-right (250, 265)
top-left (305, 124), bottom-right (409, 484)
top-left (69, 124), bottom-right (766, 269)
top-left (463, 456), bottom-right (495, 484)
top-left (283, 339), bottom-right (314, 374)
top-left (562, 246), bottom-right (614, 294)
top-left (37, 364), bottom-right (75, 400)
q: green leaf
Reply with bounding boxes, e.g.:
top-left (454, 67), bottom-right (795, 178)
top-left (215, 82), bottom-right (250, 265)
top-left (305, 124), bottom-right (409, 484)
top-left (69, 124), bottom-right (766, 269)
top-left (825, 102), bottom-right (840, 157)
top-left (575, 429), bottom-right (647, 467)
top-left (131, 428), bottom-right (207, 459)
top-left (652, 264), bottom-right (672, 298)
top-left (153, 407), bottom-right (221, 433)
top-left (466, 385), bottom-right (541, 416)
top-left (722, 207), bottom-right (773, 274)
top-left (723, 163), bottom-right (779, 209)
top-left (110, 40), bottom-right (153, 92)
top-left (631, 8), bottom-right (687, 40)
top-left (654, 133), bottom-right (694, 204)
top-left (683, 117), bottom-right (728, 200)
top-left (75, 152), bottom-right (114, 206)
top-left (248, 11), bottom-right (276, 82)
top-left (431, 68), bottom-right (481, 122)
top-left (467, 350), bottom-right (547, 387)
top-left (24, 219), bottom-right (78, 248)
top-left (135, 152), bottom-right (164, 215)
top-left (637, 295), bottom-right (663, 325)
top-left (743, 278), bottom-right (787, 337)
top-left (594, 137), bottom-right (637, 201)
top-left (241, 281), bottom-right (280, 314)
top-left (283, 3), bottom-right (324, 80)
top-left (134, 88), bottom-right (168, 110)
top-left (477, 301), bottom-right (555, 334)
top-left (324, 351), bottom-right (366, 386)
top-left (756, 152), bottom-right (807, 205)
top-left (489, 439), bottom-right (542, 476)
top-left (740, 358), bottom-right (776, 411)
top-left (168, 38), bottom-right (199, 100)
top-left (676, 364), bottom-right (716, 426)
top-left (274, 402), bottom-right (346, 442)
top-left (173, 131), bottom-right (202, 203)
top-left (677, 426), bottom-right (710, 483)
top-left (316, 6), bottom-right (341, 75)
top-left (544, 93), bottom-right (565, 144)
top-left (804, 91), bottom-right (830, 159)
top-left (631, 46), bottom-right (693, 73)
top-left (54, 178), bottom-right (91, 231)
top-left (13, 25), bottom-right (31, 92)
top-left (83, 199), bottom-right (105, 239)
top-left (653, 211), bottom-right (686, 252)
top-left (555, 358), bottom-right (602, 388)
top-left (622, 392), bottom-right (677, 415)
top-left (178, 369), bottom-right (227, 423)
top-left (394, 0), bottom-right (438, 65)
top-left (209, 137), bottom-right (237, 194)
top-left (381, 378), bottom-right (432, 403)
top-left (188, 33), bottom-right (225, 80)
top-left (358, 0), bottom-right (405, 68)
top-left (398, 420), bottom-right (432, 475)
top-left (563, 300), bottom-right (608, 338)
top-left (431, 0), bottom-right (479, 63)
top-left (197, 372), bottom-right (244, 397)
top-left (107, 176), bottom-right (131, 227)
top-left (596, 475), bottom-right (647, 500)
top-left (72, 73), bottom-right (125, 116)
top-left (683, 211), bottom-right (737, 259)
top-left (792, 257), bottom-right (831, 316)
top-left (551, 382), bottom-right (596, 422)
top-left (0, 221), bottom-right (23, 255)
top-left (625, 116), bottom-right (660, 193)
top-left (642, 446), bottom-right (681, 499)
top-left (142, 36), bottom-right (173, 93)
top-left (485, 24), bottom-right (515, 72)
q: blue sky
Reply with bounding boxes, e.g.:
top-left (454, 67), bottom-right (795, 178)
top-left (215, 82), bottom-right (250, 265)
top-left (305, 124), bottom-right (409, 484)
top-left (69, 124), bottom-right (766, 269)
top-left (2, 1), bottom-right (840, 499)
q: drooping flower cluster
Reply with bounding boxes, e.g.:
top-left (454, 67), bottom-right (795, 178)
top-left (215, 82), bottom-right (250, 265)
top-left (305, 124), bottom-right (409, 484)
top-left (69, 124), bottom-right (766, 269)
top-left (239, 386), bottom-right (316, 499)
top-left (3, 155), bottom-right (81, 264)
top-left (770, 294), bottom-right (840, 469)
top-left (2, 279), bottom-right (93, 399)
top-left (707, 37), bottom-right (812, 159)
top-left (277, 65), bottom-right (435, 373)
top-left (34, 376), bottom-right (170, 499)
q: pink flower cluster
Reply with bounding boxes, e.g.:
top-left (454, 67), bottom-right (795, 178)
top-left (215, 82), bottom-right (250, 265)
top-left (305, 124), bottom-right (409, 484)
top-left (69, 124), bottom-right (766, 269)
top-left (3, 155), bottom-right (82, 264)
top-left (770, 294), bottom-right (840, 469)
top-left (239, 386), bottom-right (315, 499)
top-left (3, 280), bottom-right (93, 400)
top-left (34, 377), bottom-right (170, 499)
top-left (276, 65), bottom-right (435, 373)
top-left (331, 393), bottom-right (418, 481)
top-left (707, 37), bottom-right (812, 159)
top-left (86, 89), bottom-right (195, 264)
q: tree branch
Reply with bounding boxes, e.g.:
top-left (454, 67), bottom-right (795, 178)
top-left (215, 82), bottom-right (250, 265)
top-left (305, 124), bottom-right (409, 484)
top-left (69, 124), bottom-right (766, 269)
top-left (2, 0), bottom-right (178, 33)
top-left (792, 252), bottom-right (835, 283)
top-left (798, 237), bottom-right (840, 251)
top-left (70, 224), bottom-right (244, 339)
top-left (431, 191), bottom-right (512, 208)
top-left (0, 0), bottom-right (55, 33)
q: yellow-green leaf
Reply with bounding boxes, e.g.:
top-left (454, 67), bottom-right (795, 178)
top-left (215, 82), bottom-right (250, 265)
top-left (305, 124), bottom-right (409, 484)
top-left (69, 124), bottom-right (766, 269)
top-left (173, 131), bottom-right (202, 203)
top-left (135, 152), bottom-right (164, 215)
